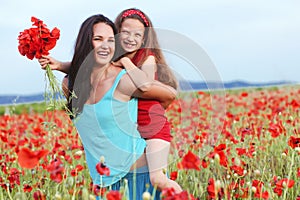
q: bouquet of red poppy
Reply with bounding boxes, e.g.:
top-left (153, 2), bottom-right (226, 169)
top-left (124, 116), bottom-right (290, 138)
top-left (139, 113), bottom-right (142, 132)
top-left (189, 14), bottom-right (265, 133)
top-left (18, 16), bottom-right (60, 60)
top-left (18, 17), bottom-right (62, 109)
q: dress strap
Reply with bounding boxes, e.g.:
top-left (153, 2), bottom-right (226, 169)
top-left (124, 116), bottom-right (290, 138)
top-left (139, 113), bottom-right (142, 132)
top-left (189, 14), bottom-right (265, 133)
top-left (110, 69), bottom-right (126, 95)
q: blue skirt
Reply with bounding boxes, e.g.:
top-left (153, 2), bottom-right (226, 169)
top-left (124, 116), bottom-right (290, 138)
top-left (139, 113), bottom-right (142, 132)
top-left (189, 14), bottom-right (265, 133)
top-left (97, 165), bottom-right (161, 200)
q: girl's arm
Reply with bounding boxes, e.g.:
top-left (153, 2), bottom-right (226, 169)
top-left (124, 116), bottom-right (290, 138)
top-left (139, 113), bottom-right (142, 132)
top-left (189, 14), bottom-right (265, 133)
top-left (117, 55), bottom-right (177, 108)
top-left (38, 56), bottom-right (71, 74)
top-left (135, 81), bottom-right (177, 109)
top-left (115, 56), bottom-right (156, 92)
top-left (118, 75), bottom-right (177, 109)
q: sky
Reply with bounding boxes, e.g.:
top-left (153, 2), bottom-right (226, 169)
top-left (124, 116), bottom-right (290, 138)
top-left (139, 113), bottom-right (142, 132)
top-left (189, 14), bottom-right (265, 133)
top-left (1, 0), bottom-right (299, 95)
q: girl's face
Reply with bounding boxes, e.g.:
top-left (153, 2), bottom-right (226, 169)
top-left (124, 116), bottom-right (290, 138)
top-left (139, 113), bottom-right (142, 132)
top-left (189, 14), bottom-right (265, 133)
top-left (119, 18), bottom-right (145, 53)
top-left (92, 22), bottom-right (115, 66)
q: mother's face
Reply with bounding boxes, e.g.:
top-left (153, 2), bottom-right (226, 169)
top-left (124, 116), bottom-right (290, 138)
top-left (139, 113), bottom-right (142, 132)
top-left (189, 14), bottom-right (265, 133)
top-left (92, 22), bottom-right (115, 66)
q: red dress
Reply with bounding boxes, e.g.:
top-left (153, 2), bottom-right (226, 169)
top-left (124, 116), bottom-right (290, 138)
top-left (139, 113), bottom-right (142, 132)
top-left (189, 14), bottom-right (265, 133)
top-left (131, 49), bottom-right (172, 142)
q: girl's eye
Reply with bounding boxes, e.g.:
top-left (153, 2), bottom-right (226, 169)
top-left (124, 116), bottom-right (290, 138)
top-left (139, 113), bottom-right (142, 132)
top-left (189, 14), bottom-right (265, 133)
top-left (121, 31), bottom-right (129, 35)
top-left (108, 39), bottom-right (115, 43)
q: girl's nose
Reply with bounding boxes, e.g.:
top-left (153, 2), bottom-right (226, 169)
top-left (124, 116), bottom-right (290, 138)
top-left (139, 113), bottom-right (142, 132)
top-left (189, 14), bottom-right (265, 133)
top-left (127, 34), bottom-right (135, 42)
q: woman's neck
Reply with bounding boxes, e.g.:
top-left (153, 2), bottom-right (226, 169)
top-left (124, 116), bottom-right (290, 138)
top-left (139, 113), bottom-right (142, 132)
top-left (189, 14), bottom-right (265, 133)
top-left (91, 63), bottom-right (111, 83)
top-left (92, 63), bottom-right (110, 74)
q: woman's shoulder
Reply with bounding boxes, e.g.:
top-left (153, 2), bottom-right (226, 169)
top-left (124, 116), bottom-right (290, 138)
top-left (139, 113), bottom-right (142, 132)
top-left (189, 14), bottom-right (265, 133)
top-left (111, 64), bottom-right (124, 72)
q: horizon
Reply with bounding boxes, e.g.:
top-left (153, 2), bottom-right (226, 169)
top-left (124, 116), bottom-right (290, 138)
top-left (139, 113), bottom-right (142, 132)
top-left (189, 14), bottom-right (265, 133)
top-left (0, 79), bottom-right (298, 97)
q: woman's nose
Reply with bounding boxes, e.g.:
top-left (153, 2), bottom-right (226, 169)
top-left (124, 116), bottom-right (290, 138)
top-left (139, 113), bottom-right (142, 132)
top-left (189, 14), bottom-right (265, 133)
top-left (100, 41), bottom-right (109, 49)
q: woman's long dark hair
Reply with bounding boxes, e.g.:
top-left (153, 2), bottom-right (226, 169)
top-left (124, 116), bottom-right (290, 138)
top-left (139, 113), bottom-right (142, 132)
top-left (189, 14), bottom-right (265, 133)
top-left (68, 14), bottom-right (117, 118)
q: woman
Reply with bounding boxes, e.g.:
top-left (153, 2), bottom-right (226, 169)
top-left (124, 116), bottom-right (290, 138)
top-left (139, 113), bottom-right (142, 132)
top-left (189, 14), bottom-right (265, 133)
top-left (54, 14), bottom-right (176, 199)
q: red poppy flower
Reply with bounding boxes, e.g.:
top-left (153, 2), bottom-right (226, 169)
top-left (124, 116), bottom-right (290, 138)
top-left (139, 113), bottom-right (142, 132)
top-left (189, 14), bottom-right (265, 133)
top-left (7, 168), bottom-right (20, 187)
top-left (96, 162), bottom-right (110, 176)
top-left (23, 184), bottom-right (33, 192)
top-left (46, 158), bottom-right (65, 183)
top-left (70, 169), bottom-right (78, 177)
top-left (106, 190), bottom-right (122, 200)
top-left (241, 91), bottom-right (248, 97)
top-left (93, 184), bottom-right (106, 196)
top-left (288, 136), bottom-right (300, 149)
top-left (161, 189), bottom-right (196, 200)
top-left (170, 171), bottom-right (178, 181)
top-left (70, 164), bottom-right (84, 176)
top-left (273, 178), bottom-right (295, 196)
top-left (33, 190), bottom-right (46, 200)
top-left (207, 178), bottom-right (224, 199)
top-left (177, 150), bottom-right (200, 170)
top-left (76, 164), bottom-right (84, 171)
top-left (208, 144), bottom-right (228, 167)
top-left (17, 16), bottom-right (60, 60)
top-left (202, 158), bottom-right (209, 168)
top-left (236, 145), bottom-right (255, 158)
top-left (269, 122), bottom-right (285, 138)
top-left (230, 165), bottom-right (244, 176)
top-left (17, 147), bottom-right (49, 169)
top-left (290, 99), bottom-right (300, 108)
top-left (161, 187), bottom-right (176, 199)
top-left (252, 180), bottom-right (269, 199)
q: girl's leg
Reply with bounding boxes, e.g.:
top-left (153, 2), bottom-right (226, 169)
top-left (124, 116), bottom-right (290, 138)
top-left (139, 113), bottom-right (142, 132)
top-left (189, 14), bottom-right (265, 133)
top-left (146, 139), bottom-right (182, 193)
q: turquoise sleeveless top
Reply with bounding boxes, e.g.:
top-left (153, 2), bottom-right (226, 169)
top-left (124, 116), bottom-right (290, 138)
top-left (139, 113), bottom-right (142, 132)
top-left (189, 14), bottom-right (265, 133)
top-left (73, 69), bottom-right (146, 187)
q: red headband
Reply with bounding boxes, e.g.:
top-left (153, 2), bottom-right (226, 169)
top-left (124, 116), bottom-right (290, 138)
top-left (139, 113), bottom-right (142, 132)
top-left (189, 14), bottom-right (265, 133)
top-left (121, 10), bottom-right (149, 26)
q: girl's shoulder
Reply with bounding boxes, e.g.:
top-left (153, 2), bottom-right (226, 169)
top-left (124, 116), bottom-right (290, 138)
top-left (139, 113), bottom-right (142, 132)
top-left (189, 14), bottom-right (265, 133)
top-left (133, 48), bottom-right (155, 61)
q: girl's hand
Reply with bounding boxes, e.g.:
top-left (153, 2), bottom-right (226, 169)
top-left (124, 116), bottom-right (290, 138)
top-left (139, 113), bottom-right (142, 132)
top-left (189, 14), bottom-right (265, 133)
top-left (38, 55), bottom-right (62, 70)
top-left (111, 58), bottom-right (126, 68)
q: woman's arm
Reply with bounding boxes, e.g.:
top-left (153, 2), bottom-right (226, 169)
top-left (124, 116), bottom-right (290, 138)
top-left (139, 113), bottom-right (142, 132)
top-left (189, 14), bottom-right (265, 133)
top-left (62, 75), bottom-right (69, 98)
top-left (38, 56), bottom-right (71, 74)
top-left (39, 56), bottom-right (71, 99)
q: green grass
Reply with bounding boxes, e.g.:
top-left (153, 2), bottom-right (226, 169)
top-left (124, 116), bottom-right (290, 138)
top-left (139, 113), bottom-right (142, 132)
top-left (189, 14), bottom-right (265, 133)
top-left (0, 102), bottom-right (47, 115)
top-left (0, 101), bottom-right (67, 115)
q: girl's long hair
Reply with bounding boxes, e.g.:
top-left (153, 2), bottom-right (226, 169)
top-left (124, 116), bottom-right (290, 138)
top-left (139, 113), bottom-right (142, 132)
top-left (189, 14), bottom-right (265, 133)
top-left (68, 14), bottom-right (117, 118)
top-left (114, 8), bottom-right (178, 89)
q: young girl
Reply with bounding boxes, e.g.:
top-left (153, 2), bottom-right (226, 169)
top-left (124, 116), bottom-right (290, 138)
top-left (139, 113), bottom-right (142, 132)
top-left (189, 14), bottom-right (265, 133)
top-left (113, 8), bottom-right (182, 193)
top-left (39, 8), bottom-right (182, 193)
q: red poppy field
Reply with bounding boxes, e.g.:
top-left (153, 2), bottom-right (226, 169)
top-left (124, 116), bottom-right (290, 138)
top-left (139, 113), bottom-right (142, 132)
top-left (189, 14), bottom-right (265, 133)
top-left (1, 85), bottom-right (300, 200)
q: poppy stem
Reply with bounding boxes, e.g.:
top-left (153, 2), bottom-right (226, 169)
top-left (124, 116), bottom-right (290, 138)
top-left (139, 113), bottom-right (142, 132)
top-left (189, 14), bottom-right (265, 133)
top-left (44, 63), bottom-right (67, 112)
top-left (5, 187), bottom-right (13, 200)
top-left (282, 150), bottom-right (295, 200)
